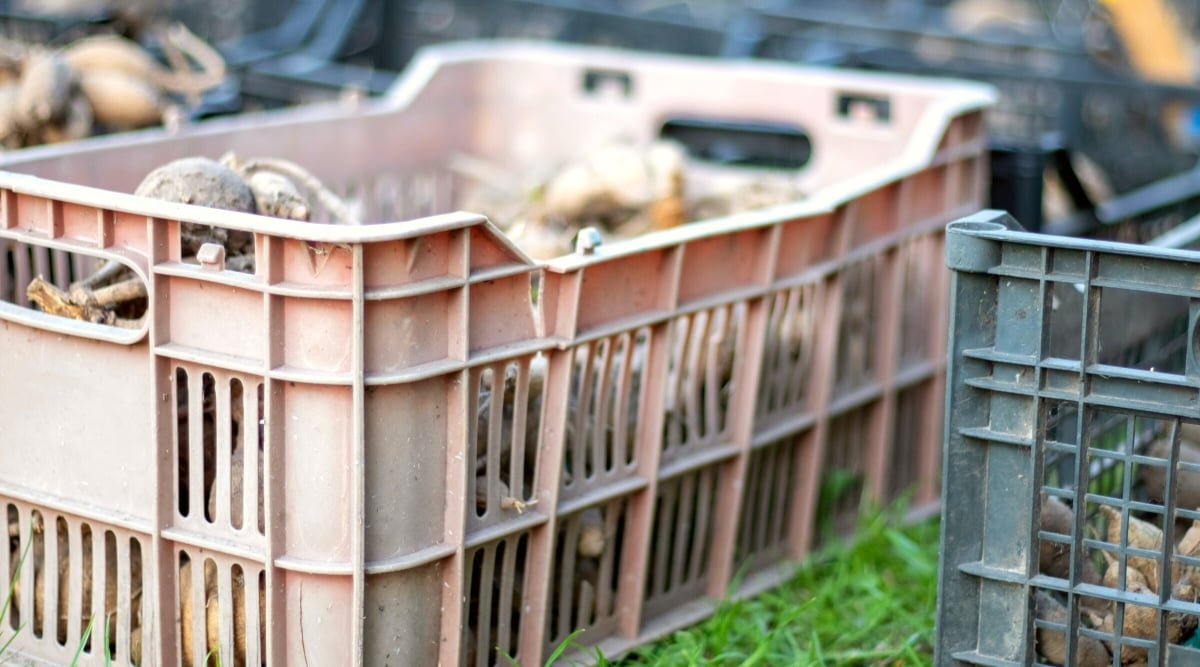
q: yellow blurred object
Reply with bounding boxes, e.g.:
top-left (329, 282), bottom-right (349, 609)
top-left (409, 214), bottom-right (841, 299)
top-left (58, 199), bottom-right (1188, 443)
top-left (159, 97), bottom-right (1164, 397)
top-left (1099, 0), bottom-right (1194, 84)
top-left (1098, 0), bottom-right (1196, 148)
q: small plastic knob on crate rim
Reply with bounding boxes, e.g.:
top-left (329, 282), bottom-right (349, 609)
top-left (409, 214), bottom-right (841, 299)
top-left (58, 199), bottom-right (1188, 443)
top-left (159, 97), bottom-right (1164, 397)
top-left (197, 242), bottom-right (226, 271)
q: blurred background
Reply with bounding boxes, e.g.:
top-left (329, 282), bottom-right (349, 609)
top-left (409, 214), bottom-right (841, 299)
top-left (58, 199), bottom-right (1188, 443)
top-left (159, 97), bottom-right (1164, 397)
top-left (9, 0), bottom-right (1200, 243)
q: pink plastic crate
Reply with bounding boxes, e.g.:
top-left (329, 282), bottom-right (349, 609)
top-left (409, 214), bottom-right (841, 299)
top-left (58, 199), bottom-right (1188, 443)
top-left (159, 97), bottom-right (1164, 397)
top-left (0, 41), bottom-right (992, 666)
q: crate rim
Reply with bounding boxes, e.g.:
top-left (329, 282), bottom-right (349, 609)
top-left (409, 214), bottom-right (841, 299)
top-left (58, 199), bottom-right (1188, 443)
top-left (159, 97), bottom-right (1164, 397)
top-left (0, 40), bottom-right (997, 269)
top-left (948, 209), bottom-right (1200, 263)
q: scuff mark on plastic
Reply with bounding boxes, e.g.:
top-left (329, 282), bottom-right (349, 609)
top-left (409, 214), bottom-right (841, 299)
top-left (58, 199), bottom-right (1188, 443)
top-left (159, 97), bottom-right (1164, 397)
top-left (300, 580), bottom-right (311, 666)
top-left (305, 241), bottom-right (351, 276)
top-left (406, 237), bottom-right (422, 274)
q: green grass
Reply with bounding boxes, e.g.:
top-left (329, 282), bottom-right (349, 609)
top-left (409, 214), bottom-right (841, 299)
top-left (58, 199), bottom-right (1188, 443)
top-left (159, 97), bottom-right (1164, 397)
top-left (0, 529), bottom-right (32, 659)
top-left (0, 523), bottom-right (123, 667)
top-left (1, 503), bottom-right (940, 667)
top-left (602, 501), bottom-right (940, 667)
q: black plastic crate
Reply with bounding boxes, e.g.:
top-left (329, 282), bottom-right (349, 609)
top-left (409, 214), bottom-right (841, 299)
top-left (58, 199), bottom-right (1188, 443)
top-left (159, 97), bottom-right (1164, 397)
top-left (732, 3), bottom-right (1200, 195)
top-left (364, 0), bottom-right (732, 72)
top-left (699, 1), bottom-right (1200, 241)
top-left (0, 0), bottom-right (289, 44)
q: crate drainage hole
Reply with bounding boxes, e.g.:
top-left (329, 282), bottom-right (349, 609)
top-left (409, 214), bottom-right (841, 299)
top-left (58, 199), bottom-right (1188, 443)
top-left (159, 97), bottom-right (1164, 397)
top-left (179, 552), bottom-right (260, 666)
top-left (3, 510), bottom-right (143, 660)
top-left (563, 330), bottom-right (647, 488)
top-left (176, 367), bottom-right (266, 535)
top-left (472, 357), bottom-right (544, 521)
top-left (465, 533), bottom-right (528, 667)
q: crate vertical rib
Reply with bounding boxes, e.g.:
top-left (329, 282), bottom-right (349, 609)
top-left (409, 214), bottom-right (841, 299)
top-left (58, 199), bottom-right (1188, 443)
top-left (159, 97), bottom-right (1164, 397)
top-left (214, 368), bottom-right (234, 529)
top-left (785, 202), bottom-right (855, 558)
top-left (937, 211), bottom-right (1008, 666)
top-left (919, 230), bottom-right (951, 505)
top-left (262, 235), bottom-right (286, 667)
top-left (148, 213), bottom-right (173, 667)
top-left (616, 320), bottom-right (672, 636)
top-left (864, 245), bottom-right (901, 502)
top-left (65, 519), bottom-right (81, 653)
top-left (350, 241), bottom-right (366, 666)
top-left (1014, 242), bottom-right (1052, 667)
top-left (1066, 246), bottom-right (1099, 661)
top-left (437, 361), bottom-right (469, 667)
top-left (617, 243), bottom-right (683, 640)
top-left (438, 229), bottom-right (473, 667)
top-left (517, 343), bottom-right (573, 667)
top-left (705, 224), bottom-right (778, 599)
top-left (862, 172), bottom-right (921, 503)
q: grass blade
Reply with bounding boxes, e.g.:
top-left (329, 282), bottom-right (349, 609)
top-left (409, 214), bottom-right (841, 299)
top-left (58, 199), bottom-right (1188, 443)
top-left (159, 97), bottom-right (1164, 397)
top-left (544, 628), bottom-right (586, 666)
top-left (70, 615), bottom-right (97, 666)
top-left (0, 620), bottom-right (26, 658)
top-left (0, 522), bottom-right (34, 629)
top-left (0, 520), bottom-right (36, 659)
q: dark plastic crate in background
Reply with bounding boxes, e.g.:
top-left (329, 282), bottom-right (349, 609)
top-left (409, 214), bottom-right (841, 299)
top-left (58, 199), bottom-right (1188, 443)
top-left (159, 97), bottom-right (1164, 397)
top-left (366, 0), bottom-right (732, 73)
top-left (234, 0), bottom-right (397, 103)
top-left (0, 0), bottom-right (289, 44)
top-left (989, 134), bottom-right (1102, 235)
top-left (191, 0), bottom-right (393, 111)
top-left (0, 3), bottom-right (117, 43)
top-left (719, 2), bottom-right (1200, 240)
top-left (220, 1), bottom-right (736, 126)
top-left (731, 3), bottom-right (1200, 196)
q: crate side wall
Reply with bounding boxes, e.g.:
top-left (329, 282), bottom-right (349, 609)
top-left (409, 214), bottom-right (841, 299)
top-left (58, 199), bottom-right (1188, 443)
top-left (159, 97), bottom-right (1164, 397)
top-left (0, 44), bottom-right (993, 665)
top-left (0, 326), bottom-right (156, 517)
top-left (935, 213), bottom-right (1200, 665)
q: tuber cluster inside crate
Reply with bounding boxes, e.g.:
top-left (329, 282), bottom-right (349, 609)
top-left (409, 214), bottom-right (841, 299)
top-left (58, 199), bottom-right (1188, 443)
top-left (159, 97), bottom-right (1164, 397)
top-left (936, 210), bottom-right (1200, 666)
top-left (0, 42), bottom-right (992, 666)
